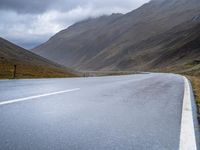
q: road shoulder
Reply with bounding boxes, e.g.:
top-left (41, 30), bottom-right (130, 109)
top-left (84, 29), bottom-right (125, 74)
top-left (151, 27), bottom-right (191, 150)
top-left (179, 76), bottom-right (199, 150)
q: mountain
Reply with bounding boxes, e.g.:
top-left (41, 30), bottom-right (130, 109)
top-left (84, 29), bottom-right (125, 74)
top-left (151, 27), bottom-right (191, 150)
top-left (32, 0), bottom-right (200, 75)
top-left (0, 38), bottom-right (77, 78)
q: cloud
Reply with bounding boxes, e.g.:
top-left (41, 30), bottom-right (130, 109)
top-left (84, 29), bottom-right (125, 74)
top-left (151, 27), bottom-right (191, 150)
top-left (0, 0), bottom-right (71, 14)
top-left (0, 0), bottom-right (150, 49)
top-left (0, 0), bottom-right (149, 14)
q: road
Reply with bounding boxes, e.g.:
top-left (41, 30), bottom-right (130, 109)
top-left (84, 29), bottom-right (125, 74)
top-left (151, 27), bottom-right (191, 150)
top-left (0, 73), bottom-right (198, 150)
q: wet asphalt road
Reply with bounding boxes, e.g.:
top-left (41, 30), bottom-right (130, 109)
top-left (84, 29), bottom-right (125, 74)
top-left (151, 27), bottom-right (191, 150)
top-left (0, 73), bottom-right (184, 150)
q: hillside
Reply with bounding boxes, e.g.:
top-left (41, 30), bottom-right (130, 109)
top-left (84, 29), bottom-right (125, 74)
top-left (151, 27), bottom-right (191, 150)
top-left (0, 38), bottom-right (77, 78)
top-left (91, 21), bottom-right (200, 73)
top-left (33, 0), bottom-right (200, 75)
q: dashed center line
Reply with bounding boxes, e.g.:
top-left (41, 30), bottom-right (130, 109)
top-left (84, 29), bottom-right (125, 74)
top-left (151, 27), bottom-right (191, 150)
top-left (0, 88), bottom-right (80, 106)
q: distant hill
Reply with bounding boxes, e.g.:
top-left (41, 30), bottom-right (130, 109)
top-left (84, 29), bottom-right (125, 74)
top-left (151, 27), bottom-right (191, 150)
top-left (0, 38), bottom-right (77, 78)
top-left (32, 0), bottom-right (200, 75)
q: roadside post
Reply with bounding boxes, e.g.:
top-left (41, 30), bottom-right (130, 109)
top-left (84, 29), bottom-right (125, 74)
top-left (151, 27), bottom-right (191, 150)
top-left (13, 65), bottom-right (17, 79)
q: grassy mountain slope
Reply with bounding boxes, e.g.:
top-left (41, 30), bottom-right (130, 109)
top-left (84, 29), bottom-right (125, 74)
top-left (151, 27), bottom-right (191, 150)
top-left (99, 21), bottom-right (200, 74)
top-left (32, 0), bottom-right (200, 73)
top-left (0, 38), bottom-right (77, 78)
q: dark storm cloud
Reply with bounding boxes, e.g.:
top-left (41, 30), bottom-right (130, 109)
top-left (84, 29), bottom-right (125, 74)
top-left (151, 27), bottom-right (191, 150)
top-left (0, 0), bottom-right (48, 13)
top-left (0, 0), bottom-right (149, 14)
top-left (0, 0), bottom-right (79, 13)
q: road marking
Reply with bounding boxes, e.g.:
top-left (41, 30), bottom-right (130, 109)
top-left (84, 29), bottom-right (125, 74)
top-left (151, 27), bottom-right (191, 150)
top-left (0, 88), bottom-right (80, 106)
top-left (179, 77), bottom-right (197, 150)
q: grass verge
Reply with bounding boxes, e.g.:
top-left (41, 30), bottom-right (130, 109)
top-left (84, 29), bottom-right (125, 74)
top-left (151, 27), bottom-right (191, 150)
top-left (187, 76), bottom-right (200, 125)
top-left (0, 62), bottom-right (77, 79)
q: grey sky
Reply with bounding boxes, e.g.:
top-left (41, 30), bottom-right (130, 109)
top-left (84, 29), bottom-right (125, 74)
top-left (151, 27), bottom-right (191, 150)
top-left (0, 0), bottom-right (150, 49)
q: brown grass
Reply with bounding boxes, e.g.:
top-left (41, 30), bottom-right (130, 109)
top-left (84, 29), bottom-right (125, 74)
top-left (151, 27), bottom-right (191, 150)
top-left (187, 76), bottom-right (200, 123)
top-left (0, 62), bottom-right (77, 79)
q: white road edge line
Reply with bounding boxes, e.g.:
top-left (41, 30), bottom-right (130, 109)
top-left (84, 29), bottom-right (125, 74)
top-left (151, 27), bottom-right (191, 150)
top-left (179, 77), bottom-right (197, 150)
top-left (0, 88), bottom-right (80, 106)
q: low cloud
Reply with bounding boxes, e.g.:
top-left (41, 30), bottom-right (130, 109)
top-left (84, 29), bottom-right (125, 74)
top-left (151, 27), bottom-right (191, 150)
top-left (0, 0), bottom-right (149, 49)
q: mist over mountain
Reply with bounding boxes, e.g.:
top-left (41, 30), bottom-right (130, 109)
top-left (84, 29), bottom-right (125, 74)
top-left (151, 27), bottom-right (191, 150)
top-left (33, 0), bottom-right (200, 74)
